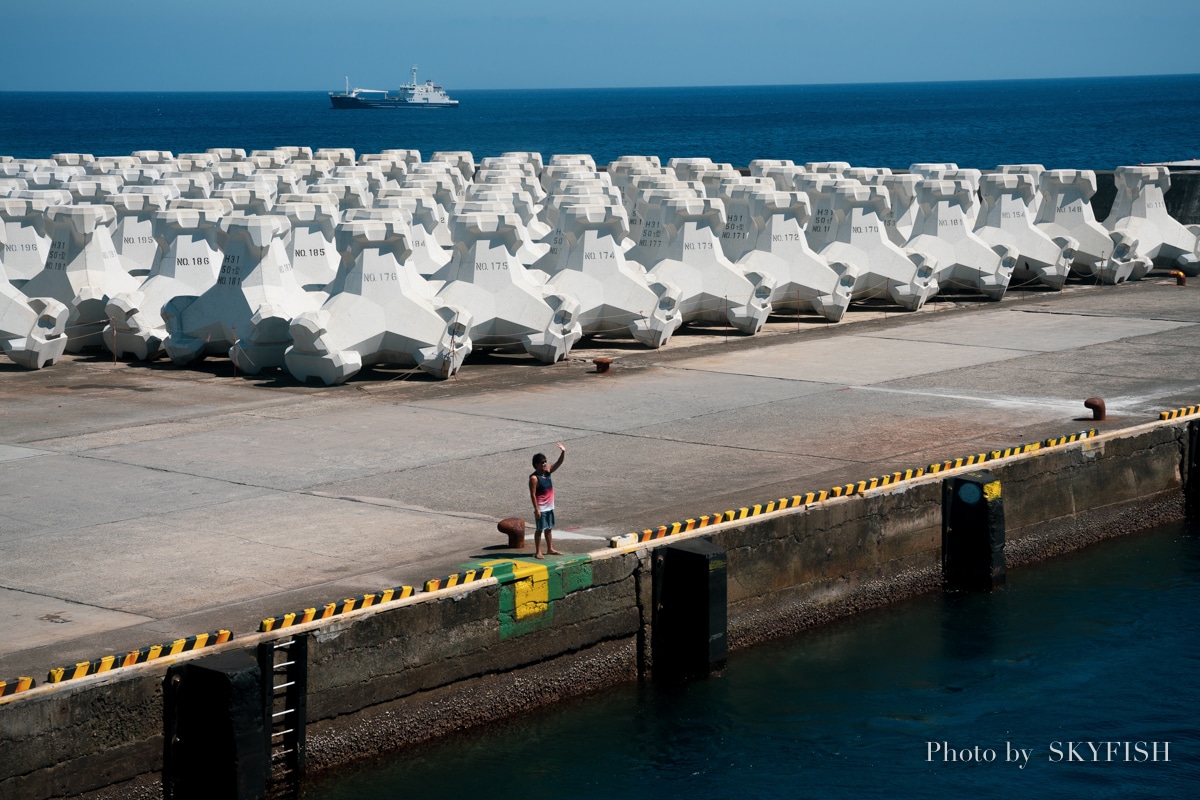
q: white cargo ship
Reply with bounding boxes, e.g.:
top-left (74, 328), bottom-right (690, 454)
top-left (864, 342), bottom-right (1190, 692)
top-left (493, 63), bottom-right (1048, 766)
top-left (329, 66), bottom-right (458, 109)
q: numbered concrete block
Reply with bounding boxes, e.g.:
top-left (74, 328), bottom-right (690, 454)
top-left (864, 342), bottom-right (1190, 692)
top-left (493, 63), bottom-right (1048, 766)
top-left (915, 167), bottom-right (982, 226)
top-left (104, 202), bottom-right (230, 360)
top-left (20, 204), bottom-right (140, 351)
top-left (333, 165), bottom-right (387, 196)
top-left (356, 156), bottom-right (409, 190)
top-left (277, 198), bottom-right (341, 289)
top-left (371, 195), bottom-right (452, 276)
top-left (867, 174), bottom-right (921, 246)
top-left (286, 218), bottom-right (472, 384)
top-left (475, 166), bottom-right (547, 205)
top-left (906, 180), bottom-right (1015, 300)
top-left (456, 198), bottom-right (551, 267)
top-left (996, 165), bottom-right (1046, 217)
top-left (314, 148), bottom-right (355, 166)
top-left (697, 166), bottom-right (750, 198)
top-left (431, 210), bottom-right (582, 362)
top-left (161, 215), bottom-right (318, 368)
top-left (401, 170), bottom-right (460, 218)
top-left (466, 185), bottom-right (551, 240)
top-left (110, 192), bottom-right (174, 278)
top-left (430, 151), bottom-right (476, 184)
top-left (975, 173), bottom-right (1076, 290)
top-left (645, 195), bottom-right (775, 334)
top-left (728, 186), bottom-right (853, 322)
top-left (378, 186), bottom-right (453, 253)
top-left (757, 165), bottom-right (807, 192)
top-left (805, 161), bottom-right (851, 176)
top-left (1104, 166), bottom-right (1200, 275)
top-left (795, 174), bottom-right (858, 252)
top-left (287, 159), bottom-right (335, 184)
top-left (818, 184), bottom-right (939, 311)
top-left (536, 202), bottom-right (681, 347)
top-left (627, 185), bottom-right (706, 269)
top-left (1, 191), bottom-right (73, 288)
top-left (1036, 169), bottom-right (1146, 283)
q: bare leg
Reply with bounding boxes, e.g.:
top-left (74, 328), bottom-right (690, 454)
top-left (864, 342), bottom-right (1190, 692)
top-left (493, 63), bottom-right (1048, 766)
top-left (534, 529), bottom-right (545, 559)
top-left (546, 529), bottom-right (562, 556)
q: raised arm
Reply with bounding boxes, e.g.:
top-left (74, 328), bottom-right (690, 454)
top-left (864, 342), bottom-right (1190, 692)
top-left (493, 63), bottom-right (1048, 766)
top-left (549, 442), bottom-right (566, 472)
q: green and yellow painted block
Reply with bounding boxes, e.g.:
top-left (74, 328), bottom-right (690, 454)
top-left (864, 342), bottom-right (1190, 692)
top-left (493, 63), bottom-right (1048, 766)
top-left (464, 554), bottom-right (594, 640)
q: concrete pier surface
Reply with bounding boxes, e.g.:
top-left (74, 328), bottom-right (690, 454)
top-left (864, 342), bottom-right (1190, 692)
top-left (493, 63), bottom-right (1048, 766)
top-left (2, 277), bottom-right (1198, 681)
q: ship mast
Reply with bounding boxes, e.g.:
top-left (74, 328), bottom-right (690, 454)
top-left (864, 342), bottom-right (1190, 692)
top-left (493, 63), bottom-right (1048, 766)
top-left (411, 65), bottom-right (418, 87)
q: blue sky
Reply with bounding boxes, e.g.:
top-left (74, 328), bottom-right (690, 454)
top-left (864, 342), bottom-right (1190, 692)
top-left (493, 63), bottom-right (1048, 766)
top-left (3, 0), bottom-right (1197, 91)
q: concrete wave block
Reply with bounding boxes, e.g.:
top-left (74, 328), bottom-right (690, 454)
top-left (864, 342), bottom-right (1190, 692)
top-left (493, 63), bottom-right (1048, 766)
top-left (162, 171), bottom-right (215, 199)
top-left (537, 202), bottom-right (682, 347)
top-left (757, 165), bottom-right (807, 192)
top-left (0, 178), bottom-right (28, 197)
top-left (975, 173), bottom-right (1076, 290)
top-left (249, 149), bottom-right (294, 168)
top-left (286, 218), bottom-right (472, 384)
top-left (213, 180), bottom-right (277, 216)
top-left (907, 180), bottom-right (1014, 300)
top-left (53, 153), bottom-right (95, 168)
top-left (109, 192), bottom-right (174, 278)
top-left (475, 166), bottom-right (547, 205)
top-left (749, 159), bottom-right (795, 176)
top-left (206, 148), bottom-right (248, 162)
top-left (818, 184), bottom-right (939, 311)
top-left (380, 149), bottom-right (422, 168)
top-left (275, 198), bottom-right (341, 290)
top-left (456, 198), bottom-right (550, 267)
top-left (162, 215), bottom-right (320, 369)
top-left (104, 202), bottom-right (230, 360)
top-left (668, 157), bottom-right (716, 182)
top-left (727, 186), bottom-right (853, 322)
top-left (645, 195), bottom-right (775, 334)
top-left (430, 151), bottom-right (476, 185)
top-left (795, 175), bottom-right (859, 253)
top-left (357, 156), bottom-right (409, 189)
top-left (65, 175), bottom-right (124, 203)
top-left (1, 223), bottom-right (69, 368)
top-left (20, 204), bottom-right (140, 351)
top-left (1035, 169), bottom-right (1146, 283)
top-left (175, 153), bottom-right (219, 171)
top-left (864, 174), bottom-right (921, 246)
top-left (408, 162), bottom-right (467, 196)
top-left (309, 178), bottom-right (372, 211)
top-left (1104, 166), bottom-right (1200, 276)
top-left (431, 210), bottom-right (582, 362)
top-left (805, 161), bottom-right (851, 176)
top-left (627, 185), bottom-right (706, 269)
top-left (279, 146), bottom-right (314, 161)
top-left (211, 162), bottom-right (258, 186)
top-left (997, 164), bottom-right (1046, 217)
top-left (314, 148), bottom-right (355, 166)
top-left (909, 163), bottom-right (958, 178)
top-left (252, 167), bottom-right (306, 197)
top-left (19, 166), bottom-right (86, 190)
top-left (132, 150), bottom-right (175, 165)
top-left (333, 165), bottom-right (387, 196)
top-left (467, 185), bottom-right (551, 240)
top-left (1, 191), bottom-right (73, 288)
top-left (372, 195), bottom-right (452, 275)
top-left (287, 159), bottom-right (335, 184)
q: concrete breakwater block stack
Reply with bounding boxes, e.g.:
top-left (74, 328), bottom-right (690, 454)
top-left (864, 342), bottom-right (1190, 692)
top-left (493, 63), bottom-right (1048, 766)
top-left (286, 216), bottom-right (473, 384)
top-left (161, 215), bottom-right (320, 370)
top-left (871, 174), bottom-right (921, 246)
top-left (104, 201), bottom-right (231, 360)
top-left (1035, 169), bottom-right (1147, 284)
top-left (906, 180), bottom-right (1015, 300)
top-left (975, 173), bottom-right (1076, 290)
top-left (431, 210), bottom-right (582, 363)
top-left (817, 184), bottom-right (938, 311)
top-left (536, 201), bottom-right (682, 348)
top-left (1104, 166), bottom-right (1200, 276)
top-left (1, 191), bottom-right (72, 289)
top-left (20, 204), bottom-right (140, 351)
top-left (723, 185), bottom-right (854, 322)
top-left (643, 195), bottom-right (775, 334)
top-left (65, 175), bottom-right (124, 203)
top-left (794, 174), bottom-right (855, 254)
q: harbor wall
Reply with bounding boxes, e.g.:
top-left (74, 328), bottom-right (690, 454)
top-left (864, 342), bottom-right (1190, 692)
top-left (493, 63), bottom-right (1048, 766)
top-left (1, 418), bottom-right (1193, 800)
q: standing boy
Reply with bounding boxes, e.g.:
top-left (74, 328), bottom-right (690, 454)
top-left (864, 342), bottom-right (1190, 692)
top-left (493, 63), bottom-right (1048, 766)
top-left (529, 442), bottom-right (566, 559)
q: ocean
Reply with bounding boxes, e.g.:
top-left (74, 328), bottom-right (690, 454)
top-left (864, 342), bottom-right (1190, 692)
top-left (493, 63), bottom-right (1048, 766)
top-left (304, 521), bottom-right (1199, 800)
top-left (2, 74), bottom-right (1199, 169)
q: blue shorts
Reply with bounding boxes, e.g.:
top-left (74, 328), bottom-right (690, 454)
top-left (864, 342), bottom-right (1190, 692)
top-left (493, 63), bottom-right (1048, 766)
top-left (536, 509), bottom-right (556, 531)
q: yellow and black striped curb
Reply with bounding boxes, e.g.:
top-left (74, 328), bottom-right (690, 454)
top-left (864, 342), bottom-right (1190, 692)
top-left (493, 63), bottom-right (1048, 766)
top-left (423, 565), bottom-right (494, 593)
top-left (260, 586), bottom-right (415, 633)
top-left (1159, 404), bottom-right (1200, 421)
top-left (0, 676), bottom-right (36, 697)
top-left (610, 429), bottom-right (1098, 547)
top-left (46, 630), bottom-right (232, 685)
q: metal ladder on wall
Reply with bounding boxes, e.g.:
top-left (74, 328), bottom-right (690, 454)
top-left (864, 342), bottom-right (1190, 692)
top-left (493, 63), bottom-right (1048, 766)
top-left (259, 635), bottom-right (308, 798)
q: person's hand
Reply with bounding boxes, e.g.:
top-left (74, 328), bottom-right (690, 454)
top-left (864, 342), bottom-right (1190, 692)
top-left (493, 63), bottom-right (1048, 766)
top-left (556, 442), bottom-right (565, 452)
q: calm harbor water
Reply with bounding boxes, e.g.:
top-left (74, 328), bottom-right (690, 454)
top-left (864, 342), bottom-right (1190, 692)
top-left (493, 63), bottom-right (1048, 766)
top-left (304, 521), bottom-right (1198, 800)
top-left (2, 74), bottom-right (1199, 168)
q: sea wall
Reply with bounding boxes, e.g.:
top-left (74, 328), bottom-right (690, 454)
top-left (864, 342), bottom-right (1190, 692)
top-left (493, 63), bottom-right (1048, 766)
top-left (0, 419), bottom-right (1193, 800)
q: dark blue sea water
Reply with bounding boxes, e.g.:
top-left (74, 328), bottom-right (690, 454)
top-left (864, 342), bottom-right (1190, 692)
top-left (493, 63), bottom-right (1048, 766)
top-left (2, 74), bottom-right (1199, 169)
top-left (304, 521), bottom-right (1199, 800)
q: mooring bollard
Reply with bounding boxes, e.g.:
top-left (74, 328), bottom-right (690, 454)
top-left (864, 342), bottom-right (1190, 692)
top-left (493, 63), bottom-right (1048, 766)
top-left (942, 470), bottom-right (1006, 592)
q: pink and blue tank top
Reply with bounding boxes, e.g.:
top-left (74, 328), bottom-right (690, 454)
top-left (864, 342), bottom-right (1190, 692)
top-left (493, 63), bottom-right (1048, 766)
top-left (533, 471), bottom-right (555, 512)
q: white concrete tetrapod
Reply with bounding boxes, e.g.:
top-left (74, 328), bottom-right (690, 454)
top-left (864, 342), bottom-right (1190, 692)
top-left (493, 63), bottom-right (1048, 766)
top-left (1104, 166), bottom-right (1200, 276)
top-left (906, 180), bottom-right (1015, 301)
top-left (0, 230), bottom-right (69, 368)
top-left (1035, 170), bottom-right (1146, 284)
top-left (975, 173), bottom-right (1076, 291)
top-left (1, 191), bottom-right (72, 288)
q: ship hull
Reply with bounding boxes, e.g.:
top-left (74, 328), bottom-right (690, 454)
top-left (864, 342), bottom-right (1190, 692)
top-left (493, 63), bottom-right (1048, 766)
top-left (329, 94), bottom-right (457, 109)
